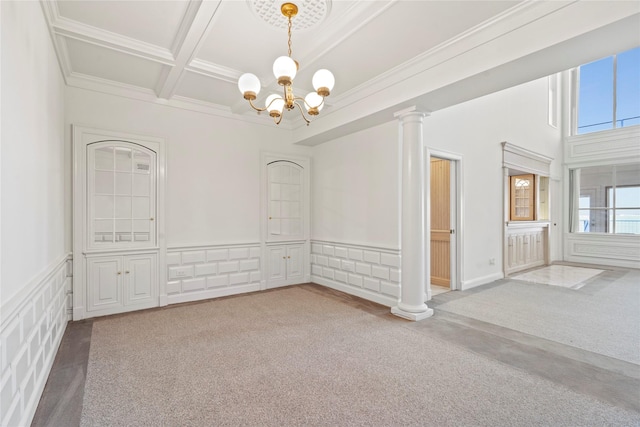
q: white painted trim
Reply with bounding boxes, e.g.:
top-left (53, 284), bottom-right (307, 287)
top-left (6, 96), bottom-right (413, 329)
top-left (565, 233), bottom-right (640, 269)
top-left (260, 152), bottom-right (311, 290)
top-left (0, 253), bottom-right (71, 324)
top-left (460, 272), bottom-right (504, 291)
top-left (564, 126), bottom-right (640, 166)
top-left (38, 1), bottom-right (70, 84)
top-left (310, 240), bottom-right (400, 307)
top-left (502, 141), bottom-right (553, 177)
top-left (310, 239), bottom-right (399, 254)
top-left (43, 1), bottom-right (175, 65)
top-left (166, 243), bottom-right (263, 303)
top-left (311, 276), bottom-right (397, 308)
top-left (167, 283), bottom-right (261, 305)
top-left (72, 125), bottom-right (166, 319)
top-left (156, 1), bottom-right (222, 99)
top-left (168, 242), bottom-right (261, 251)
top-left (425, 148), bottom-right (464, 294)
top-left (0, 257), bottom-right (70, 427)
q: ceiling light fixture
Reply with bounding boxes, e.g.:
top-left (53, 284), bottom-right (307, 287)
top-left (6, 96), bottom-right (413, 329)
top-left (237, 2), bottom-right (335, 126)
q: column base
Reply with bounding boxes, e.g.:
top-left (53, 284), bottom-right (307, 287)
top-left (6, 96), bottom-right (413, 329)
top-left (391, 306), bottom-right (434, 321)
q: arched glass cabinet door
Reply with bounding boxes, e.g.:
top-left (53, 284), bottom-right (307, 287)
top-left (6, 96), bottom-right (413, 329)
top-left (87, 141), bottom-right (157, 249)
top-left (267, 160), bottom-right (303, 241)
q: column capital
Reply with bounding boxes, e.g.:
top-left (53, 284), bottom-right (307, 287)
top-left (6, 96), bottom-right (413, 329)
top-left (393, 105), bottom-right (431, 121)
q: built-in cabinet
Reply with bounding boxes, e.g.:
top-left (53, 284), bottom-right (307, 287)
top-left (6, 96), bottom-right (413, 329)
top-left (266, 244), bottom-right (304, 288)
top-left (86, 252), bottom-right (156, 312)
top-left (73, 126), bottom-right (165, 320)
top-left (502, 142), bottom-right (553, 276)
top-left (261, 154), bottom-right (310, 289)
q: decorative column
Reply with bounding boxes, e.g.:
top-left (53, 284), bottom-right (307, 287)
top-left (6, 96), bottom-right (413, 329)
top-left (391, 107), bottom-right (434, 321)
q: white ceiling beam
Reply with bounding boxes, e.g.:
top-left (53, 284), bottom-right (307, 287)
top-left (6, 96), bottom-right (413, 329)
top-left (48, 12), bottom-right (175, 65)
top-left (156, 1), bottom-right (223, 100)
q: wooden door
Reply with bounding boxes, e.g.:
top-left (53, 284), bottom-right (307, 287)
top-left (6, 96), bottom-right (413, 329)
top-left (430, 158), bottom-right (450, 287)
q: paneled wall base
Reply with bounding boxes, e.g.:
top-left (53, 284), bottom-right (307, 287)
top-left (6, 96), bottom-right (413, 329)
top-left (566, 234), bottom-right (640, 269)
top-left (310, 240), bottom-right (400, 308)
top-left (166, 244), bottom-right (262, 304)
top-left (0, 255), bottom-right (71, 427)
top-left (505, 224), bottom-right (549, 275)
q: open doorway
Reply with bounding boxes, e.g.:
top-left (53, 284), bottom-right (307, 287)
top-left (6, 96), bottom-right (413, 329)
top-left (427, 151), bottom-right (461, 300)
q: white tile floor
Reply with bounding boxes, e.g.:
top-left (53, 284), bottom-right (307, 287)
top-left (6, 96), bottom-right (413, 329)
top-left (431, 285), bottom-right (451, 296)
top-left (512, 265), bottom-right (605, 289)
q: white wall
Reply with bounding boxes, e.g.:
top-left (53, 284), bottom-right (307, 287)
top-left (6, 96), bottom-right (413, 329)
top-left (1, 2), bottom-right (69, 426)
top-left (426, 76), bottom-right (563, 286)
top-left (311, 121), bottom-right (400, 249)
top-left (312, 76), bottom-right (563, 292)
top-left (65, 87), bottom-right (312, 248)
top-left (1, 1), bottom-right (66, 308)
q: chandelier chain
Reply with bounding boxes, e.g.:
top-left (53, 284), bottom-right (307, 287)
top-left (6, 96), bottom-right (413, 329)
top-left (287, 15), bottom-right (292, 57)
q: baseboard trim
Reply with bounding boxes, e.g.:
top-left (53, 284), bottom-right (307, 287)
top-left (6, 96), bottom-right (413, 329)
top-left (460, 272), bottom-right (504, 290)
top-left (311, 275), bottom-right (397, 308)
top-left (167, 283), bottom-right (261, 305)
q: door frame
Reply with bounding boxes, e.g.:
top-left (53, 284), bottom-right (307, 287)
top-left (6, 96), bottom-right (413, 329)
top-left (425, 148), bottom-right (463, 299)
top-left (72, 125), bottom-right (166, 320)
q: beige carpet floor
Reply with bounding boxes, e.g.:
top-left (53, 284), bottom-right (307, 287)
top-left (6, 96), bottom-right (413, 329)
top-left (81, 286), bottom-right (640, 426)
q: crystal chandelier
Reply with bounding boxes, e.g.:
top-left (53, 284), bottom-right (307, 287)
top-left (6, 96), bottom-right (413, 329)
top-left (237, 2), bottom-right (335, 126)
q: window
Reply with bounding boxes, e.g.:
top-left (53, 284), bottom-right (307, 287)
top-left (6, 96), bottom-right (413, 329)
top-left (510, 174), bottom-right (535, 221)
top-left (576, 46), bottom-right (640, 134)
top-left (569, 164), bottom-right (640, 234)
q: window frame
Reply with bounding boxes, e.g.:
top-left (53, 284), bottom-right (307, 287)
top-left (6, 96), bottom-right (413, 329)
top-left (570, 165), bottom-right (640, 235)
top-left (573, 47), bottom-right (640, 135)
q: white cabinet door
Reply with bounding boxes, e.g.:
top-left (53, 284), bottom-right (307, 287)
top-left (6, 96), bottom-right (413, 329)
top-left (124, 254), bottom-right (156, 305)
top-left (267, 244), bottom-right (305, 288)
top-left (87, 256), bottom-right (122, 312)
top-left (87, 142), bottom-right (157, 250)
top-left (268, 246), bottom-right (287, 282)
top-left (287, 245), bottom-right (304, 281)
top-left (267, 161), bottom-right (303, 241)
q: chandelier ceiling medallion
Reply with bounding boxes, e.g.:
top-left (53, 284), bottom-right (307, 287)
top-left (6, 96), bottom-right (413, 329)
top-left (237, 2), bottom-right (335, 126)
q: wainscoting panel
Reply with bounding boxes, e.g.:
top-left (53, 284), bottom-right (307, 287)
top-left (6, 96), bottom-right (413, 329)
top-left (0, 255), bottom-right (71, 427)
top-left (565, 127), bottom-right (640, 163)
top-left (566, 234), bottom-right (640, 269)
top-left (310, 240), bottom-right (400, 307)
top-left (505, 224), bottom-right (548, 275)
top-left (166, 244), bottom-right (262, 305)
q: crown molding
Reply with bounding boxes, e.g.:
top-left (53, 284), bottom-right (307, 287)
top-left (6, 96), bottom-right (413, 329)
top-left (67, 72), bottom-right (295, 131)
top-left (39, 0), bottom-right (70, 84)
top-left (40, 0), bottom-right (175, 66)
top-left (52, 17), bottom-right (175, 65)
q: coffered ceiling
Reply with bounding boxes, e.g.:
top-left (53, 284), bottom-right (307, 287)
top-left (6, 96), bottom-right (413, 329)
top-left (41, 1), bottom-right (639, 139)
top-left (42, 1), bottom-right (520, 122)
